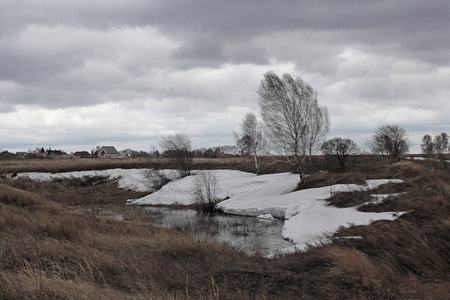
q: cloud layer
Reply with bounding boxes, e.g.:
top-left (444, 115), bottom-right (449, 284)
top-left (1, 0), bottom-right (449, 152)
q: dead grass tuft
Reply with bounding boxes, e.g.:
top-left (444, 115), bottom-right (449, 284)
top-left (325, 246), bottom-right (392, 288)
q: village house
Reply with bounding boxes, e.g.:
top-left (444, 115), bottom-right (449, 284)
top-left (97, 146), bottom-right (120, 158)
top-left (73, 151), bottom-right (91, 158)
top-left (16, 152), bottom-right (27, 159)
top-left (0, 151), bottom-right (17, 160)
top-left (47, 150), bottom-right (69, 159)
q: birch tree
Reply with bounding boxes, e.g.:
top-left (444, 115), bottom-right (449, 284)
top-left (421, 132), bottom-right (449, 158)
top-left (258, 71), bottom-right (329, 183)
top-left (434, 132), bottom-right (449, 155)
top-left (234, 112), bottom-right (265, 175)
top-left (421, 134), bottom-right (434, 157)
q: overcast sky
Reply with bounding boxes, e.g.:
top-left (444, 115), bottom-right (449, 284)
top-left (1, 0), bottom-right (449, 153)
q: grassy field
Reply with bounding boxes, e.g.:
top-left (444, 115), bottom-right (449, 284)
top-left (0, 156), bottom-right (292, 175)
top-left (0, 156), bottom-right (449, 299)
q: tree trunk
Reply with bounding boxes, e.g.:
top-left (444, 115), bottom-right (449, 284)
top-left (254, 153), bottom-right (260, 175)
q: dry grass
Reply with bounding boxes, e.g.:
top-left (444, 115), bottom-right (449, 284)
top-left (0, 156), bottom-right (293, 176)
top-left (0, 184), bottom-right (267, 299)
top-left (0, 156), bottom-right (449, 299)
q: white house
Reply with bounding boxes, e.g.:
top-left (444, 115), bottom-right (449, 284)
top-left (97, 146), bottom-right (120, 158)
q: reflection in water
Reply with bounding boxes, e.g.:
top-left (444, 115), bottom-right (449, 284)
top-left (143, 207), bottom-right (294, 256)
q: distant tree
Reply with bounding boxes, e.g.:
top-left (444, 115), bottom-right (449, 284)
top-left (421, 134), bottom-right (434, 157)
top-left (236, 134), bottom-right (252, 156)
top-left (321, 137), bottom-right (360, 170)
top-left (368, 124), bottom-right (410, 158)
top-left (159, 133), bottom-right (193, 177)
top-left (435, 132), bottom-right (449, 155)
top-left (421, 132), bottom-right (448, 158)
top-left (258, 71), bottom-right (329, 183)
top-left (234, 112), bottom-right (266, 175)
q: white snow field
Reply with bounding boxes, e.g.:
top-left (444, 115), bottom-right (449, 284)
top-left (16, 169), bottom-right (404, 254)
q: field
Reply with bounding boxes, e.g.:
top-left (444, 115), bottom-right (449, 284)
top-left (0, 156), bottom-right (449, 299)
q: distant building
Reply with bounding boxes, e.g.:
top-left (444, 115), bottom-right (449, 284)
top-left (0, 151), bottom-right (17, 160)
top-left (73, 151), bottom-right (91, 158)
top-left (16, 152), bottom-right (27, 159)
top-left (47, 150), bottom-right (69, 159)
top-left (119, 149), bottom-right (140, 158)
top-left (97, 146), bottom-right (120, 158)
top-left (33, 152), bottom-right (47, 159)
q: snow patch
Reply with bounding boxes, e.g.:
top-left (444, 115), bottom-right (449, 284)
top-left (257, 213), bottom-right (275, 220)
top-left (15, 168), bottom-right (179, 193)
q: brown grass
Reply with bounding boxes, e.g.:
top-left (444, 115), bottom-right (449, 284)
top-left (0, 156), bottom-right (449, 299)
top-left (0, 156), bottom-right (294, 176)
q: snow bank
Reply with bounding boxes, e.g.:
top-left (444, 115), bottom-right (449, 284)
top-left (130, 170), bottom-right (291, 205)
top-left (216, 177), bottom-right (403, 251)
top-left (16, 168), bottom-right (178, 193)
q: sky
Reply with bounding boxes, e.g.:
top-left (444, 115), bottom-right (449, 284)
top-left (1, 0), bottom-right (449, 154)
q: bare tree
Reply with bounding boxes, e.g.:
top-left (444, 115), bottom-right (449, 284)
top-left (435, 132), bottom-right (449, 155)
top-left (321, 137), bottom-right (360, 170)
top-left (421, 134), bottom-right (434, 157)
top-left (159, 133), bottom-right (193, 177)
top-left (421, 132), bottom-right (449, 158)
top-left (368, 124), bottom-right (410, 158)
top-left (234, 112), bottom-right (266, 175)
top-left (258, 71), bottom-right (329, 183)
top-left (235, 134), bottom-right (253, 156)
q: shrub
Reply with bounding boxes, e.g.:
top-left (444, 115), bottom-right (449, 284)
top-left (145, 169), bottom-right (172, 191)
top-left (191, 170), bottom-right (220, 213)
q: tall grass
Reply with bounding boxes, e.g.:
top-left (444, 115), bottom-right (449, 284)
top-left (0, 156), bottom-right (293, 176)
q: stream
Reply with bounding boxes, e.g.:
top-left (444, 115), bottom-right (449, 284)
top-left (102, 206), bottom-right (294, 256)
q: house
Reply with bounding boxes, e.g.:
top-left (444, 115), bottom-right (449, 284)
top-left (16, 152), bottom-right (27, 159)
top-left (33, 152), bottom-right (47, 159)
top-left (73, 151), bottom-right (91, 158)
top-left (0, 151), bottom-right (17, 160)
top-left (119, 149), bottom-right (139, 158)
top-left (47, 150), bottom-right (69, 159)
top-left (97, 146), bottom-right (120, 158)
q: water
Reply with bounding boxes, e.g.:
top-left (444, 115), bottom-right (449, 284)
top-left (142, 207), bottom-right (294, 256)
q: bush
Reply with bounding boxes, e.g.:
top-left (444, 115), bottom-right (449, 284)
top-left (191, 170), bottom-right (220, 213)
top-left (146, 169), bottom-right (172, 191)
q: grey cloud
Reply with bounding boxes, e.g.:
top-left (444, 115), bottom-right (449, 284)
top-left (1, 0), bottom-right (449, 151)
top-left (171, 34), bottom-right (227, 68)
top-left (3, 1), bottom-right (449, 66)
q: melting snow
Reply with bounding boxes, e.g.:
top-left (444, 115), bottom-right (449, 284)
top-left (15, 169), bottom-right (405, 254)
